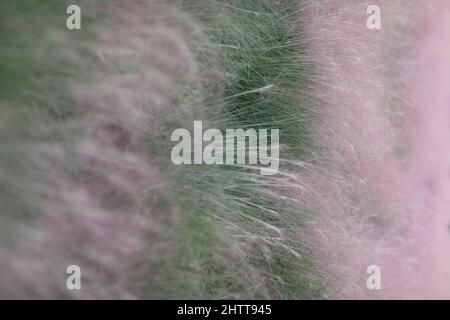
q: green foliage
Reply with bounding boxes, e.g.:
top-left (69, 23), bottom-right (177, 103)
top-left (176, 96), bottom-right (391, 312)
top-left (164, 0), bottom-right (325, 299)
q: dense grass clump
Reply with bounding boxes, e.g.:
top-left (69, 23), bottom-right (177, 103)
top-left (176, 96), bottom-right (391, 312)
top-left (161, 0), bottom-right (326, 299)
top-left (183, 0), bottom-right (315, 157)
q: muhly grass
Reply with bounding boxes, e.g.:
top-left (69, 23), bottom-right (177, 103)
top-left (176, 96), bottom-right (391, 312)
top-left (1, 0), bottom-right (448, 300)
top-left (160, 0), bottom-right (327, 299)
top-left (0, 0), bottom-right (198, 298)
top-left (0, 0), bottom-right (328, 299)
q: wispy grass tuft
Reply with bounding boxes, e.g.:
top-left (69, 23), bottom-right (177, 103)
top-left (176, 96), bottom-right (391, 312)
top-left (161, 0), bottom-right (327, 299)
